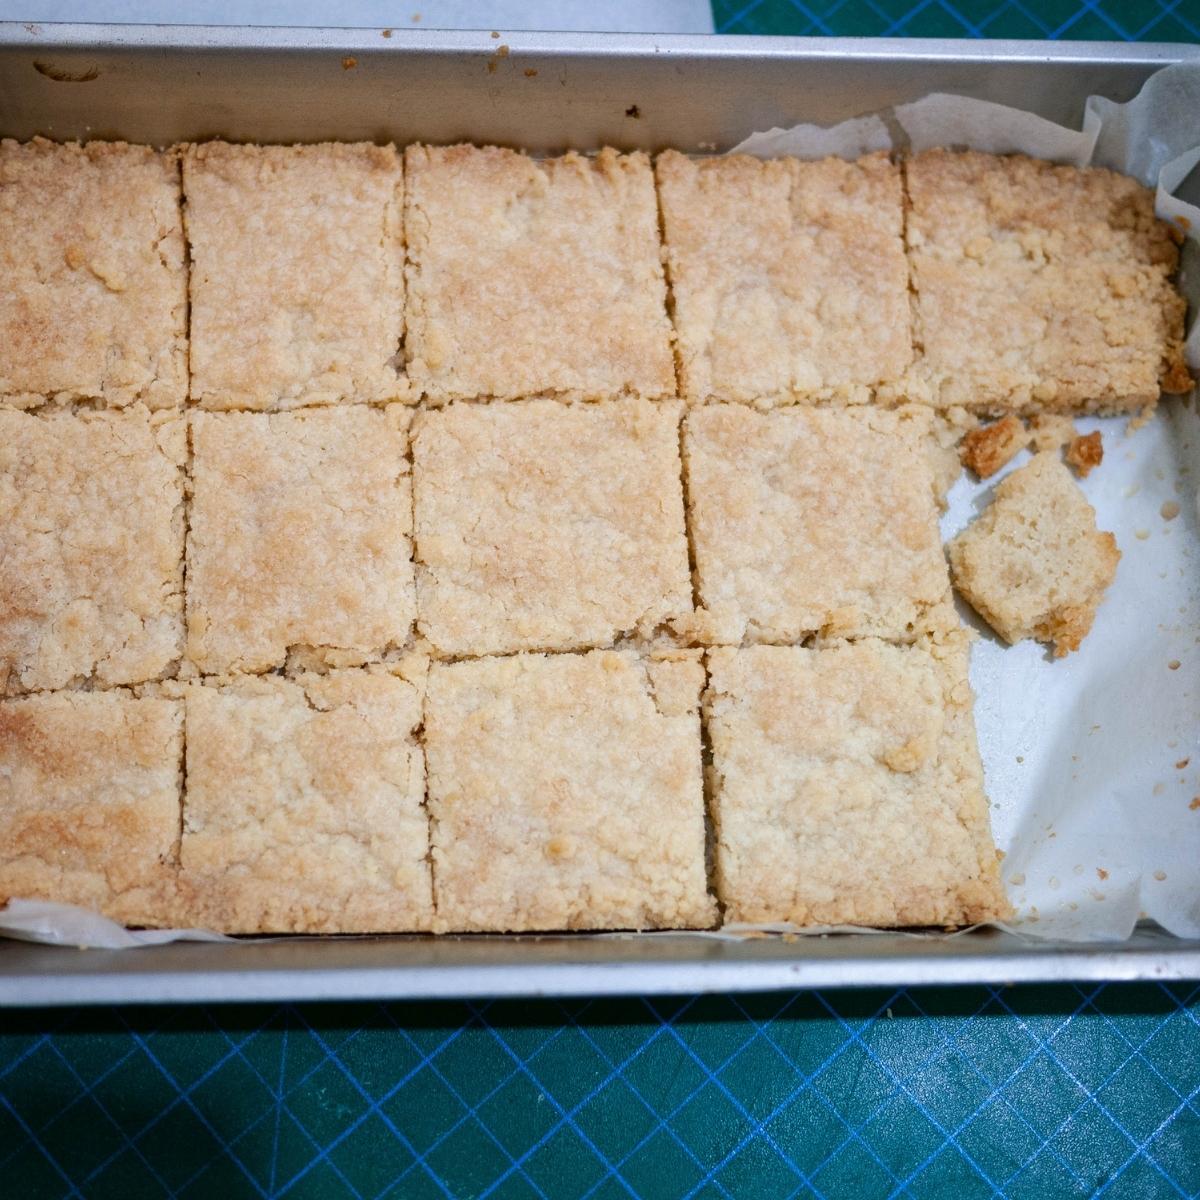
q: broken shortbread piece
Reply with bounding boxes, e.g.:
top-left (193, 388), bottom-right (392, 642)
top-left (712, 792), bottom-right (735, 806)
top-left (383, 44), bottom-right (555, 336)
top-left (0, 138), bottom-right (187, 410)
top-left (905, 150), bottom-right (1189, 413)
top-left (949, 452), bottom-right (1119, 656)
top-left (404, 145), bottom-right (674, 402)
top-left (705, 634), bottom-right (1009, 927)
top-left (0, 690), bottom-right (181, 925)
top-left (959, 414), bottom-right (1028, 479)
top-left (682, 404), bottom-right (951, 644)
top-left (425, 650), bottom-right (714, 932)
top-left (178, 668), bottom-right (432, 933)
top-left (1065, 430), bottom-right (1103, 478)
top-left (1029, 412), bottom-right (1077, 453)
top-left (183, 142), bottom-right (407, 410)
top-left (186, 406), bottom-right (416, 675)
top-left (412, 398), bottom-right (692, 657)
top-left (1, 407), bottom-right (185, 695)
top-left (656, 150), bottom-right (911, 405)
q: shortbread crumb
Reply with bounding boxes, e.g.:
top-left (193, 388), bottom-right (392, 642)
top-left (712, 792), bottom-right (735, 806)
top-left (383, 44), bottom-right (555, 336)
top-left (960, 415), bottom-right (1028, 479)
top-left (183, 141), bottom-right (408, 410)
top-left (1, 407), bottom-right (185, 695)
top-left (413, 399), bottom-right (692, 657)
top-left (0, 691), bottom-right (181, 926)
top-left (0, 138), bottom-right (187, 409)
top-left (187, 406), bottom-right (415, 675)
top-left (425, 651), bottom-right (714, 932)
top-left (405, 145), bottom-right (674, 402)
top-left (656, 150), bottom-right (911, 404)
top-left (949, 452), bottom-right (1120, 656)
top-left (1066, 430), bottom-right (1103, 478)
top-left (904, 150), bottom-right (1187, 414)
top-left (681, 404), bottom-right (950, 644)
top-left (706, 634), bottom-right (1009, 927)
top-left (178, 669), bottom-right (432, 933)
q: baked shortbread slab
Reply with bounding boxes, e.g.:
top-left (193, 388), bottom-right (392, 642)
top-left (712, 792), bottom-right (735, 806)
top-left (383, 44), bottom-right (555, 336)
top-left (0, 138), bottom-right (187, 410)
top-left (705, 635), bottom-right (1009, 928)
top-left (178, 667), bottom-right (432, 933)
top-left (681, 404), bottom-right (950, 644)
top-left (404, 144), bottom-right (675, 402)
top-left (187, 406), bottom-right (415, 675)
top-left (0, 690), bottom-right (182, 926)
top-left (183, 141), bottom-right (408, 410)
top-left (948, 451), bottom-right (1120, 657)
top-left (655, 150), bottom-right (911, 405)
top-left (425, 650), bottom-right (714, 932)
top-left (412, 398), bottom-right (693, 657)
top-left (903, 149), bottom-right (1190, 413)
top-left (0, 407), bottom-right (186, 695)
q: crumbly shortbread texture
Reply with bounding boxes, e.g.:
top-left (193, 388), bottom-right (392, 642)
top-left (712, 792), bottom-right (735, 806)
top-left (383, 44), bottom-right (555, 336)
top-left (413, 399), bottom-right (693, 656)
top-left (0, 138), bottom-right (187, 409)
top-left (948, 451), bottom-right (1120, 656)
top-left (0, 407), bottom-right (186, 695)
top-left (705, 636), bottom-right (1008, 927)
top-left (681, 404), bottom-right (950, 644)
top-left (183, 142), bottom-right (408, 410)
top-left (178, 668), bottom-right (432, 933)
top-left (187, 406), bottom-right (416, 675)
top-left (425, 651), bottom-right (715, 932)
top-left (0, 691), bottom-right (182, 926)
top-left (959, 415), bottom-right (1029, 479)
top-left (656, 150), bottom-right (911, 405)
top-left (903, 149), bottom-right (1189, 413)
top-left (404, 144), bottom-right (675, 402)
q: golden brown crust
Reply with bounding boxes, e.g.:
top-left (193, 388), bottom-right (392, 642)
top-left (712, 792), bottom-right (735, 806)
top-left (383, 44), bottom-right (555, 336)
top-left (186, 406), bottom-right (416, 675)
top-left (656, 150), bottom-right (911, 405)
top-left (412, 398), bottom-right (692, 657)
top-left (705, 634), bottom-right (1009, 927)
top-left (903, 150), bottom-right (1187, 415)
top-left (183, 141), bottom-right (409, 410)
top-left (0, 691), bottom-right (181, 926)
top-left (177, 668), bottom-right (432, 933)
top-left (0, 407), bottom-right (185, 695)
top-left (680, 404), bottom-right (951, 644)
top-left (0, 138), bottom-right (187, 410)
top-left (1065, 430), bottom-right (1103, 478)
top-left (948, 452), bottom-right (1120, 656)
top-left (959, 415), bottom-right (1028, 479)
top-left (425, 651), bottom-right (714, 932)
top-left (404, 145), bottom-right (675, 403)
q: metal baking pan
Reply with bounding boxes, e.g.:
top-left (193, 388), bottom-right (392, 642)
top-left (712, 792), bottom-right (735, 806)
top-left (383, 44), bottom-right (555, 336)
top-left (1, 23), bottom-right (1198, 1004)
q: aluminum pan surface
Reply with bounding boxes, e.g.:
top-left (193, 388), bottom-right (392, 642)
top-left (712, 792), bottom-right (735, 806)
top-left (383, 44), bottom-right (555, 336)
top-left (0, 26), bottom-right (1197, 1000)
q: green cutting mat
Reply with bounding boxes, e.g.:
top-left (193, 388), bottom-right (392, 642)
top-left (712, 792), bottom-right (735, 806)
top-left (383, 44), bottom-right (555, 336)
top-left (3, 5), bottom-right (1200, 1198)
top-left (3, 985), bottom-right (1199, 1199)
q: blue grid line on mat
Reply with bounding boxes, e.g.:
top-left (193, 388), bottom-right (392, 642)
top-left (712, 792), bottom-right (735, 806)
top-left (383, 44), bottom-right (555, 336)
top-left (712, 0), bottom-right (1200, 39)
top-left (4, 984), bottom-right (1198, 1198)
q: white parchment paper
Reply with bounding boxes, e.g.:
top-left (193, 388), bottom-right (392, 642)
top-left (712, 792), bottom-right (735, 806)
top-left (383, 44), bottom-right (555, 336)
top-left (3, 66), bottom-right (1197, 948)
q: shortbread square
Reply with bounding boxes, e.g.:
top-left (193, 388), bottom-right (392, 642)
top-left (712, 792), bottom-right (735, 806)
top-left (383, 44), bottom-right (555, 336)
top-left (183, 141), bottom-right (408, 410)
top-left (705, 635), bottom-right (1008, 927)
top-left (0, 407), bottom-right (186, 695)
top-left (404, 145), bottom-right (675, 402)
top-left (425, 651), bottom-right (714, 932)
top-left (681, 404), bottom-right (949, 644)
top-left (0, 691), bottom-right (182, 926)
top-left (0, 138), bottom-right (187, 409)
top-left (178, 667), bottom-right (432, 933)
top-left (413, 399), bottom-right (693, 656)
top-left (904, 149), bottom-right (1189, 413)
top-left (948, 451), bottom-right (1120, 657)
top-left (656, 150), bottom-right (911, 405)
top-left (186, 406), bottom-right (415, 675)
